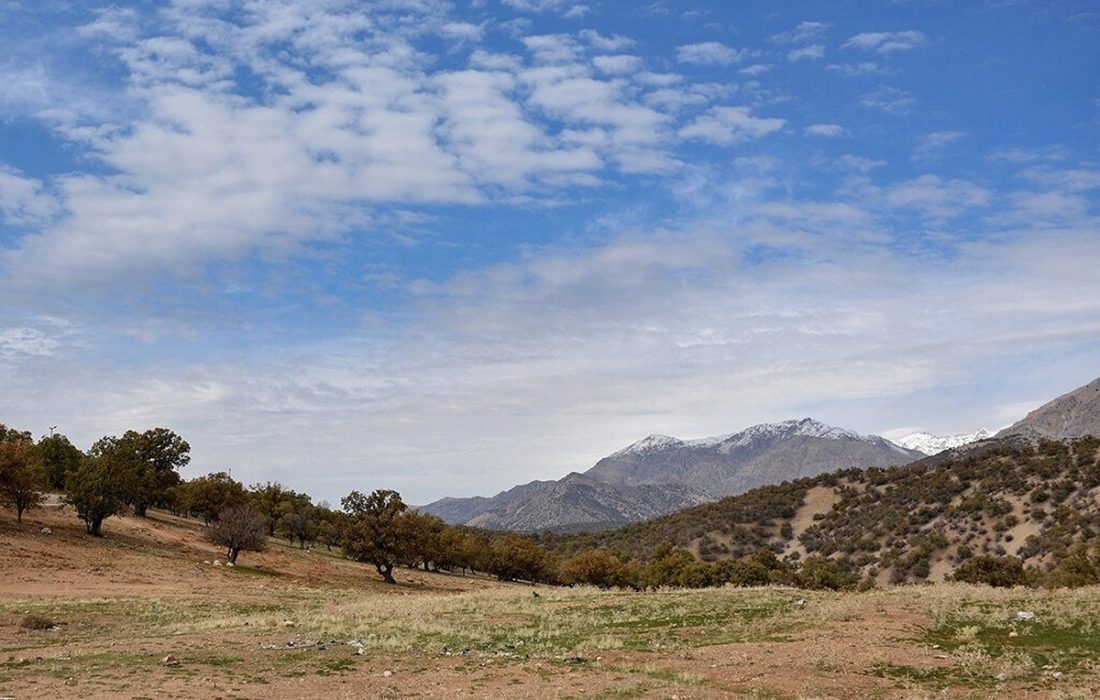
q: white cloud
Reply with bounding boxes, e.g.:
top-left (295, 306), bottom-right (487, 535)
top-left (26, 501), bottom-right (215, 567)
top-left (804, 123), bottom-right (847, 138)
top-left (826, 61), bottom-right (888, 77)
top-left (886, 174), bottom-right (993, 220)
top-left (788, 44), bottom-right (825, 62)
top-left (0, 167), bottom-right (62, 227)
top-left (771, 21), bottom-right (831, 44)
top-left (914, 130), bottom-right (965, 159)
top-left (502, 0), bottom-right (588, 16)
top-left (843, 30), bottom-right (927, 54)
top-left (861, 86), bottom-right (917, 114)
top-left (679, 106), bottom-right (785, 145)
top-left (739, 64), bottom-right (772, 76)
top-left (836, 154), bottom-right (886, 172)
top-left (592, 54), bottom-right (644, 75)
top-left (676, 42), bottom-right (747, 66)
top-left (13, 201), bottom-right (1096, 503)
top-left (440, 21), bottom-right (486, 43)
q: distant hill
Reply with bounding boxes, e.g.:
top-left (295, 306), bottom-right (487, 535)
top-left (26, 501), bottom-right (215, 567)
top-left (542, 434), bottom-right (1100, 584)
top-left (421, 418), bottom-right (923, 532)
top-left (999, 377), bottom-right (1100, 440)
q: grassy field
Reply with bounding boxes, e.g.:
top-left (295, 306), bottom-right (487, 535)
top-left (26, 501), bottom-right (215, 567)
top-left (4, 507), bottom-right (1100, 698)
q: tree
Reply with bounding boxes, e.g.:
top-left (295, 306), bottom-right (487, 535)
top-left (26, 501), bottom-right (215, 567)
top-left (38, 433), bottom-right (84, 491)
top-left (249, 482), bottom-right (290, 536)
top-left (65, 454), bottom-right (129, 536)
top-left (205, 505), bottom-right (268, 564)
top-left (0, 433), bottom-right (45, 523)
top-left (85, 428), bottom-right (190, 517)
top-left (397, 511), bottom-right (446, 570)
top-left (124, 428), bottom-right (190, 516)
top-left (488, 534), bottom-right (551, 583)
top-left (560, 549), bottom-right (634, 589)
top-left (174, 472), bottom-right (247, 525)
top-left (341, 489), bottom-right (407, 584)
top-left (276, 494), bottom-right (316, 549)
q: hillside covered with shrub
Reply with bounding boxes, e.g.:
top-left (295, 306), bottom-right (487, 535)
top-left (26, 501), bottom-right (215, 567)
top-left (542, 435), bottom-right (1100, 587)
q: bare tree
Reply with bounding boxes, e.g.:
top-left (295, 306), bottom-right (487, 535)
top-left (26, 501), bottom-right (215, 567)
top-left (205, 505), bottom-right (268, 564)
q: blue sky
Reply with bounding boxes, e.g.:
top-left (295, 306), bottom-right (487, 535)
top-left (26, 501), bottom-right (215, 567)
top-left (1, 0), bottom-right (1097, 505)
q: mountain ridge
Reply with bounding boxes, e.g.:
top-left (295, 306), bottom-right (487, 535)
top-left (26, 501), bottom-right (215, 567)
top-left (421, 417), bottom-right (923, 532)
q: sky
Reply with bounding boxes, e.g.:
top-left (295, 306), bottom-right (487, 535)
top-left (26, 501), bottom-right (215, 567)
top-left (0, 0), bottom-right (1098, 506)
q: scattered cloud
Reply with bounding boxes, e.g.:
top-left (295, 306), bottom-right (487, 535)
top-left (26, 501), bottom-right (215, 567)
top-left (0, 167), bottom-right (62, 227)
top-left (843, 30), bottom-right (927, 53)
top-left (679, 106), bottom-right (785, 145)
top-left (886, 174), bottom-right (993, 220)
top-left (826, 61), bottom-right (888, 77)
top-left (861, 86), bottom-right (917, 114)
top-left (805, 123), bottom-right (848, 138)
top-left (676, 41), bottom-right (748, 66)
top-left (788, 44), bottom-right (826, 62)
top-left (771, 21), bottom-right (832, 44)
top-left (914, 130), bottom-right (966, 159)
top-left (502, 0), bottom-right (589, 17)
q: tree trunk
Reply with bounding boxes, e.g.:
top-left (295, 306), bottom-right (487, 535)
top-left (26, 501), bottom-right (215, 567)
top-left (87, 518), bottom-right (104, 537)
top-left (228, 547), bottom-right (239, 564)
top-left (135, 504), bottom-right (148, 517)
top-left (16, 504), bottom-right (23, 523)
top-left (376, 562), bottom-right (396, 584)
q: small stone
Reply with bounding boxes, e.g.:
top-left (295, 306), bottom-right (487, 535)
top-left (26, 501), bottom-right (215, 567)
top-left (383, 670), bottom-right (393, 678)
top-left (162, 654), bottom-right (180, 667)
top-left (212, 560), bottom-right (222, 567)
top-left (1008, 630), bottom-right (1019, 638)
top-left (40, 527), bottom-right (52, 535)
top-left (225, 561), bottom-right (235, 568)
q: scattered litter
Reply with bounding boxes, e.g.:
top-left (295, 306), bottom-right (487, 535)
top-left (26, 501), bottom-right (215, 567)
top-left (793, 598), bottom-right (806, 607)
top-left (162, 654), bottom-right (180, 667)
top-left (1016, 611), bottom-right (1036, 622)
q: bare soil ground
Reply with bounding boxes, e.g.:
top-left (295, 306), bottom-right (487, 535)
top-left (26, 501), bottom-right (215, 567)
top-left (3, 505), bottom-right (1100, 699)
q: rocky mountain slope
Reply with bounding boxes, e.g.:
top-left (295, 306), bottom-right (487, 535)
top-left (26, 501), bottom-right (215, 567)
top-left (894, 429), bottom-right (993, 456)
top-left (999, 377), bottom-right (1100, 440)
top-left (585, 418), bottom-right (922, 495)
top-left (464, 473), bottom-right (711, 532)
top-left (421, 418), bottom-right (922, 532)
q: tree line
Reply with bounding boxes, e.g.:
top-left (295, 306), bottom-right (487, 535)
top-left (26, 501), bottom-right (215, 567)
top-left (7, 421), bottom-right (1100, 591)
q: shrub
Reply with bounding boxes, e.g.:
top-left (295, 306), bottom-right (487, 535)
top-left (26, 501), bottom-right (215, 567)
top-left (951, 555), bottom-right (1028, 587)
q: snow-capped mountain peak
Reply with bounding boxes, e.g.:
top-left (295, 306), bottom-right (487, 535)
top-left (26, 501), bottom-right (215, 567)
top-left (616, 418), bottom-right (887, 456)
top-left (614, 433), bottom-right (685, 456)
top-left (894, 429), bottom-right (993, 456)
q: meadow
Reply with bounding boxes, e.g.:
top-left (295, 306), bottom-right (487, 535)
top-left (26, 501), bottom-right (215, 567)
top-left (3, 507), bottom-right (1100, 698)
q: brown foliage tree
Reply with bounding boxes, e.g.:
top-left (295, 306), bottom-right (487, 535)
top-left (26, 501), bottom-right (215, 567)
top-left (205, 505), bottom-right (268, 564)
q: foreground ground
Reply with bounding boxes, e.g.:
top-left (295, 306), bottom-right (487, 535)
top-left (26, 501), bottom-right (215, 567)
top-left (2, 506), bottom-right (1100, 699)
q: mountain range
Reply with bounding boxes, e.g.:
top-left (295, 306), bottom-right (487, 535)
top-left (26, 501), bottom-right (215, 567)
top-left (421, 418), bottom-right (923, 532)
top-left (543, 377), bottom-right (1100, 583)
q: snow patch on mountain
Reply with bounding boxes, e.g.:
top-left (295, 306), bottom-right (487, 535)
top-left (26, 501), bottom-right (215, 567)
top-left (895, 429), bottom-right (993, 456)
top-left (617, 418), bottom-right (889, 456)
top-left (614, 434), bottom-right (685, 456)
